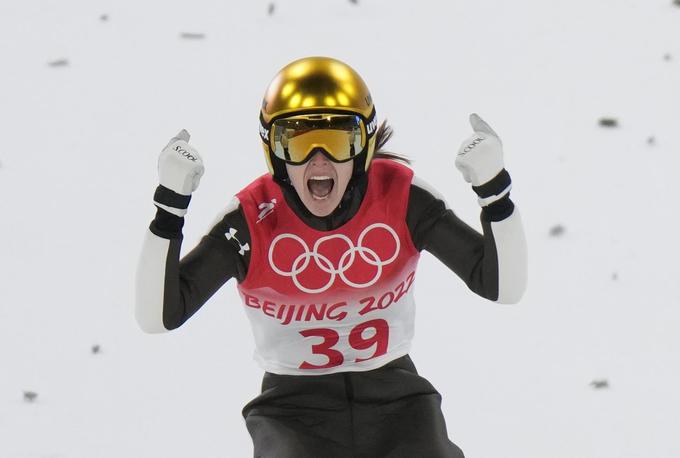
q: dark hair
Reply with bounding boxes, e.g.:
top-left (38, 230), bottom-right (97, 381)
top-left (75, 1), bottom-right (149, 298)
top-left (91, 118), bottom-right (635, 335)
top-left (372, 120), bottom-right (411, 164)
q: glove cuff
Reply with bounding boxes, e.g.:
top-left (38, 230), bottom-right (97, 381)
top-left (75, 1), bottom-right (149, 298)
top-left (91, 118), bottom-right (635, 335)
top-left (481, 194), bottom-right (515, 222)
top-left (153, 185), bottom-right (192, 217)
top-left (149, 206), bottom-right (185, 239)
top-left (472, 169), bottom-right (511, 199)
top-left (474, 169), bottom-right (515, 222)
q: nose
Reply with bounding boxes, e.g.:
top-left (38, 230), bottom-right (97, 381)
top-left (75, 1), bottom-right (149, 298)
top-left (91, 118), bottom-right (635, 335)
top-left (308, 149), bottom-right (330, 165)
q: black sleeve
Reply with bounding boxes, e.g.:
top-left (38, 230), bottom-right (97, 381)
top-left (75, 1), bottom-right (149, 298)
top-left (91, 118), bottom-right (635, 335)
top-left (406, 178), bottom-right (514, 301)
top-left (149, 203), bottom-right (252, 330)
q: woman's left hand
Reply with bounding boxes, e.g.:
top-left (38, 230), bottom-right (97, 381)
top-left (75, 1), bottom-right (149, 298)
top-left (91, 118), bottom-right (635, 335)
top-left (455, 114), bottom-right (505, 186)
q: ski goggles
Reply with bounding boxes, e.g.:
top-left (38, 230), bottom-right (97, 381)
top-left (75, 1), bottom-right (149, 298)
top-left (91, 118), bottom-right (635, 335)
top-left (261, 109), bottom-right (377, 165)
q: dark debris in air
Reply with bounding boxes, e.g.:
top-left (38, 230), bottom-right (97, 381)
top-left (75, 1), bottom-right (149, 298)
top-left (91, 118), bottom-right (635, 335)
top-left (268, 3), bottom-right (275, 15)
top-left (647, 136), bottom-right (656, 146)
top-left (23, 391), bottom-right (38, 402)
top-left (48, 59), bottom-right (69, 68)
top-left (598, 117), bottom-right (618, 128)
top-left (590, 379), bottom-right (610, 389)
top-left (180, 32), bottom-right (206, 40)
top-left (100, 14), bottom-right (109, 22)
top-left (549, 224), bottom-right (566, 238)
top-left (91, 344), bottom-right (101, 355)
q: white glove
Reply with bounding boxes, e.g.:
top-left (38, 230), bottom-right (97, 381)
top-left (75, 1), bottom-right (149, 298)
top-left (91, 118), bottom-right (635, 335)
top-left (158, 129), bottom-right (205, 196)
top-left (455, 114), bottom-right (504, 187)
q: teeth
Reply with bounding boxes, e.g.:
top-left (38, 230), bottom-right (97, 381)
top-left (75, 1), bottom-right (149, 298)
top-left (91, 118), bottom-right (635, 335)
top-left (307, 175), bottom-right (334, 201)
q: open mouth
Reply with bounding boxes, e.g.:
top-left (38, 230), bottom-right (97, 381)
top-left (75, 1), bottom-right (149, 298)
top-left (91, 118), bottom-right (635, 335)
top-left (307, 176), bottom-right (335, 200)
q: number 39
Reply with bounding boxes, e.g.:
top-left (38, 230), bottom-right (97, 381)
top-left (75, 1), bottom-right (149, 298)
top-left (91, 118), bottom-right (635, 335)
top-left (298, 319), bottom-right (389, 370)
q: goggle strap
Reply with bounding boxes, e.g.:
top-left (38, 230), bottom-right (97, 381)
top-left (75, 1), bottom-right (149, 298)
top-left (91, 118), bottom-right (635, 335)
top-left (259, 112), bottom-right (270, 144)
top-left (365, 108), bottom-right (378, 138)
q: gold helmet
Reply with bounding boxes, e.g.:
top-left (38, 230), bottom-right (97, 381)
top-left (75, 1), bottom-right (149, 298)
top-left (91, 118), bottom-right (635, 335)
top-left (259, 56), bottom-right (378, 179)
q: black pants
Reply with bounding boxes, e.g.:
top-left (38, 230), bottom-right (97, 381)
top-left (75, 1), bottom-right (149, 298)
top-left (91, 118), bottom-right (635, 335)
top-left (242, 355), bottom-right (465, 458)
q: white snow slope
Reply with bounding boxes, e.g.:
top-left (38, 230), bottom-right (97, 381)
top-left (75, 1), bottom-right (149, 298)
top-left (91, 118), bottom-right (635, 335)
top-left (1, 0), bottom-right (679, 457)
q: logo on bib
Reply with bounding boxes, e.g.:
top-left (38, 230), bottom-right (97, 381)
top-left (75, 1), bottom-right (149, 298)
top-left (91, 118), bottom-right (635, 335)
top-left (268, 223), bottom-right (400, 293)
top-left (257, 199), bottom-right (277, 223)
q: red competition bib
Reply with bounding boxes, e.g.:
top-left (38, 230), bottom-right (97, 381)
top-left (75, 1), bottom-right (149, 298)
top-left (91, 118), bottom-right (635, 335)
top-left (235, 160), bottom-right (420, 375)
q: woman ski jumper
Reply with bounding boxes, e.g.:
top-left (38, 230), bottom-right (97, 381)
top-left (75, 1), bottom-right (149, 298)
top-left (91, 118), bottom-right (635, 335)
top-left (135, 56), bottom-right (528, 458)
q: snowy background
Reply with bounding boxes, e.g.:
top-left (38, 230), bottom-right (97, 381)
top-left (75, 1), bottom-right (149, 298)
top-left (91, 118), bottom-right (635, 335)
top-left (1, 0), bottom-right (679, 456)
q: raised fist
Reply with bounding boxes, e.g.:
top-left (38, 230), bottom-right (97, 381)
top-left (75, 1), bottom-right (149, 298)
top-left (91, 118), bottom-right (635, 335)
top-left (158, 129), bottom-right (205, 196)
top-left (455, 114), bottom-right (504, 187)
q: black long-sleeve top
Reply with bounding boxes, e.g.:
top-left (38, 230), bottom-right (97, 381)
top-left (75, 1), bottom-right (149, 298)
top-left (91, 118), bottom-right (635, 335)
top-left (135, 166), bottom-right (527, 333)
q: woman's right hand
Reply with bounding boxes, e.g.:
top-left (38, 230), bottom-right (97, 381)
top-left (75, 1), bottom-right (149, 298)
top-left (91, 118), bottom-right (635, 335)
top-left (158, 129), bottom-right (205, 196)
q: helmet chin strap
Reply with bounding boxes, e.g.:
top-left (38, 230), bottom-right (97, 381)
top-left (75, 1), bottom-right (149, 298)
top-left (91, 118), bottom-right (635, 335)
top-left (352, 152), bottom-right (369, 177)
top-left (270, 150), bottom-right (289, 180)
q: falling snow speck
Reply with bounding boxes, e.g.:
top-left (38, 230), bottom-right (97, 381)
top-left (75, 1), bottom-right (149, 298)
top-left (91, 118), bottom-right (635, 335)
top-left (598, 117), bottom-right (618, 128)
top-left (180, 33), bottom-right (206, 40)
top-left (590, 379), bottom-right (609, 389)
top-left (48, 59), bottom-right (69, 68)
top-left (549, 225), bottom-right (565, 237)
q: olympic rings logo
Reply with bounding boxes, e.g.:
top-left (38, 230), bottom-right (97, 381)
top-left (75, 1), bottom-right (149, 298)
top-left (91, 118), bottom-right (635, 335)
top-left (268, 223), bottom-right (400, 294)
